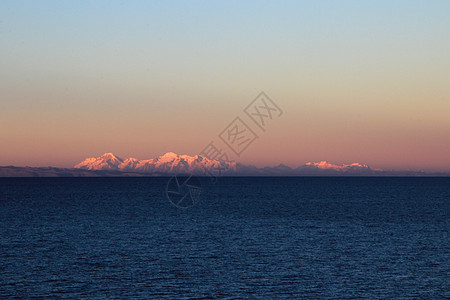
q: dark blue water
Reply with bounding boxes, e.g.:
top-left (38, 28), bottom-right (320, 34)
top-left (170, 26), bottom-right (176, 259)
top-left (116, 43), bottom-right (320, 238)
top-left (0, 177), bottom-right (448, 299)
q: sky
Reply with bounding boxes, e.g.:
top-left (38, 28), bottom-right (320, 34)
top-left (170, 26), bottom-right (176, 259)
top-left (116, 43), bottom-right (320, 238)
top-left (1, 0), bottom-right (449, 171)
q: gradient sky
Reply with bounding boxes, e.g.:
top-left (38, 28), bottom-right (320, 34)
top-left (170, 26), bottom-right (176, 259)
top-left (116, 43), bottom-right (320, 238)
top-left (1, 0), bottom-right (449, 171)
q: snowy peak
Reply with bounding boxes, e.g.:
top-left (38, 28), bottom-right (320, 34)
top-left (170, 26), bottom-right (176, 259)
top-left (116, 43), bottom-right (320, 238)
top-left (119, 157), bottom-right (140, 170)
top-left (74, 153), bottom-right (123, 170)
top-left (160, 152), bottom-right (178, 159)
top-left (100, 153), bottom-right (122, 163)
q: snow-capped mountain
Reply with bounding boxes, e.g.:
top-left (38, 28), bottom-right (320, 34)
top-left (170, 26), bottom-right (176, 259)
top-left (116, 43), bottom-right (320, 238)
top-left (75, 152), bottom-right (237, 175)
top-left (74, 153), bottom-right (124, 170)
top-left (304, 161), bottom-right (370, 171)
top-left (74, 152), bottom-right (383, 175)
top-left (294, 160), bottom-right (380, 175)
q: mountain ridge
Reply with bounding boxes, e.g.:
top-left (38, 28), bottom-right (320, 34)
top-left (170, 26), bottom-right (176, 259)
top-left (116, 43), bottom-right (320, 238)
top-left (1, 153), bottom-right (448, 177)
top-left (74, 152), bottom-right (383, 176)
top-left (75, 152), bottom-right (237, 174)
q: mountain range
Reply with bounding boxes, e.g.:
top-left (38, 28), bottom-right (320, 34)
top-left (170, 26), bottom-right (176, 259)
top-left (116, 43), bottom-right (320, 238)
top-left (0, 152), bottom-right (446, 177)
top-left (75, 152), bottom-right (236, 174)
top-left (74, 152), bottom-right (380, 176)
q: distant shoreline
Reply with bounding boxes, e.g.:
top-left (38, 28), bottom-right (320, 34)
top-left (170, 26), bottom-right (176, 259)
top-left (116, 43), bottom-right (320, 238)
top-left (1, 166), bottom-right (449, 178)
